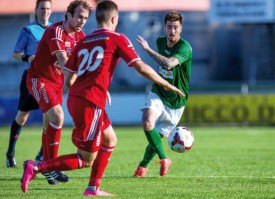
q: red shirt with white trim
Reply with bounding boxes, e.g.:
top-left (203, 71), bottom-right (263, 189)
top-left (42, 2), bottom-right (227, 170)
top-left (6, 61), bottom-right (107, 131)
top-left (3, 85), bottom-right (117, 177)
top-left (64, 28), bottom-right (141, 109)
top-left (28, 21), bottom-right (85, 89)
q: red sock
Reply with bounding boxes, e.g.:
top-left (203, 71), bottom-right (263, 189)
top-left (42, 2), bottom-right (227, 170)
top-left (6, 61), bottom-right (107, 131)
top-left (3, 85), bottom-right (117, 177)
top-left (37, 153), bottom-right (85, 173)
top-left (89, 145), bottom-right (115, 188)
top-left (46, 122), bottom-right (62, 160)
top-left (42, 129), bottom-right (48, 160)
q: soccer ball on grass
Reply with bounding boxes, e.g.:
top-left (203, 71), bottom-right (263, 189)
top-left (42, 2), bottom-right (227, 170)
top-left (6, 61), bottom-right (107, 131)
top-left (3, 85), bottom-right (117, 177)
top-left (168, 126), bottom-right (194, 153)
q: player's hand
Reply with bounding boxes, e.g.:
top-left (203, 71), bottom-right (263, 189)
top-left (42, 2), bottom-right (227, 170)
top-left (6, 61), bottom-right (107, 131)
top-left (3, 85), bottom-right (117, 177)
top-left (28, 55), bottom-right (35, 63)
top-left (136, 35), bottom-right (150, 51)
top-left (107, 91), bottom-right (111, 106)
top-left (164, 84), bottom-right (185, 97)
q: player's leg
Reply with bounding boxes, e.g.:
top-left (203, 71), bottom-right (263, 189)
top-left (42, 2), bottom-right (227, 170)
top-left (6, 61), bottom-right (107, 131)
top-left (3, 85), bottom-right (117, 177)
top-left (22, 94), bottom-right (90, 192)
top-left (134, 143), bottom-right (156, 177)
top-left (27, 78), bottom-right (64, 161)
top-left (6, 110), bottom-right (30, 167)
top-left (84, 124), bottom-right (117, 197)
top-left (154, 106), bottom-right (185, 176)
top-left (41, 114), bottom-right (49, 161)
top-left (7, 71), bottom-right (34, 168)
top-left (44, 105), bottom-right (64, 160)
top-left (26, 78), bottom-right (68, 183)
top-left (35, 113), bottom-right (49, 162)
top-left (67, 95), bottom-right (116, 196)
top-left (44, 106), bottom-right (70, 183)
top-left (143, 108), bottom-right (168, 158)
top-left (135, 91), bottom-right (175, 177)
top-left (21, 153), bottom-right (87, 193)
top-left (38, 114), bottom-right (58, 185)
top-left (142, 92), bottom-right (167, 159)
top-left (134, 108), bottom-right (170, 177)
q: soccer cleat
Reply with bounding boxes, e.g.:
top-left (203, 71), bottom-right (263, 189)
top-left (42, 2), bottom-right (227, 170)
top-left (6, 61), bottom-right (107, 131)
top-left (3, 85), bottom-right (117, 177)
top-left (6, 152), bottom-right (16, 168)
top-left (156, 157), bottom-right (172, 176)
top-left (50, 171), bottom-right (70, 182)
top-left (41, 172), bottom-right (59, 185)
top-left (134, 166), bottom-right (148, 177)
top-left (21, 160), bottom-right (36, 193)
top-left (83, 187), bottom-right (116, 197)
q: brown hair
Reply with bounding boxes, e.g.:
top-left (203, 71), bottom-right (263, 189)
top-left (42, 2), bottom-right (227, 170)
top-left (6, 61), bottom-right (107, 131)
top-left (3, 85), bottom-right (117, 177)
top-left (164, 11), bottom-right (182, 25)
top-left (65, 0), bottom-right (92, 20)
top-left (96, 0), bottom-right (118, 25)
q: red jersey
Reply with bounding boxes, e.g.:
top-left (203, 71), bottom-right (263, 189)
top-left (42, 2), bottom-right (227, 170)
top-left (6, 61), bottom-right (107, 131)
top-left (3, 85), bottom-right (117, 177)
top-left (64, 28), bottom-right (141, 109)
top-left (28, 21), bottom-right (85, 89)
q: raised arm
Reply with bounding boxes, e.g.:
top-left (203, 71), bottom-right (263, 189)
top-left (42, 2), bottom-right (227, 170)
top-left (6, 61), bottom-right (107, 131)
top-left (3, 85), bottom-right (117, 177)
top-left (136, 35), bottom-right (179, 70)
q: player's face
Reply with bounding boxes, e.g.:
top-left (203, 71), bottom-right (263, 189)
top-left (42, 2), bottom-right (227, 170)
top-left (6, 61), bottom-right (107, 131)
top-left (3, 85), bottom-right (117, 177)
top-left (68, 6), bottom-right (89, 32)
top-left (36, 1), bottom-right (52, 22)
top-left (164, 20), bottom-right (182, 43)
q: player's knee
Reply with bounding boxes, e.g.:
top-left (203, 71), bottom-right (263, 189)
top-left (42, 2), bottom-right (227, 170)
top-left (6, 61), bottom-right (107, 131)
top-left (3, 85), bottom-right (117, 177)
top-left (106, 137), bottom-right (117, 147)
top-left (142, 120), bottom-right (154, 131)
top-left (102, 133), bottom-right (117, 147)
top-left (51, 114), bottom-right (64, 126)
top-left (15, 115), bottom-right (28, 126)
top-left (15, 119), bottom-right (26, 126)
top-left (113, 137), bottom-right (118, 146)
top-left (83, 159), bottom-right (94, 167)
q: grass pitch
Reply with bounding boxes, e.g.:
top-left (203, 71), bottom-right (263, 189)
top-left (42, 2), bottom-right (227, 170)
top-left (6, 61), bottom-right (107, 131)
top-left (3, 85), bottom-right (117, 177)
top-left (0, 126), bottom-right (275, 198)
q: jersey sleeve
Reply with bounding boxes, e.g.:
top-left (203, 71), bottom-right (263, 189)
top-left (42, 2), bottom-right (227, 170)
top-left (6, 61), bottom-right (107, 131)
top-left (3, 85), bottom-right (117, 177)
top-left (116, 34), bottom-right (140, 66)
top-left (47, 26), bottom-right (66, 55)
top-left (171, 42), bottom-right (191, 65)
top-left (13, 28), bottom-right (29, 53)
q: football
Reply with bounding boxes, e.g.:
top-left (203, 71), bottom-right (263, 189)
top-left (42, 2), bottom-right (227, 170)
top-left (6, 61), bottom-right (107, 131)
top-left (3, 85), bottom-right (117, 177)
top-left (168, 126), bottom-right (194, 153)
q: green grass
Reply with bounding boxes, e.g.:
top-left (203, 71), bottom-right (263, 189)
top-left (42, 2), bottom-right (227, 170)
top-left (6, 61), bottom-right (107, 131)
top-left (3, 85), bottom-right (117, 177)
top-left (0, 126), bottom-right (275, 198)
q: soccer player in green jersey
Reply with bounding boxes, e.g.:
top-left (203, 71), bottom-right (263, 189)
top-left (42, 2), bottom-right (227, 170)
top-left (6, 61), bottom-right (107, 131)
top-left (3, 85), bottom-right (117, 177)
top-left (134, 11), bottom-right (192, 177)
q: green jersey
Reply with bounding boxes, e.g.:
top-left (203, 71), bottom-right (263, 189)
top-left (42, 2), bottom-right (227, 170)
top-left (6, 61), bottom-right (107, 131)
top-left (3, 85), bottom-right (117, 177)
top-left (151, 36), bottom-right (192, 109)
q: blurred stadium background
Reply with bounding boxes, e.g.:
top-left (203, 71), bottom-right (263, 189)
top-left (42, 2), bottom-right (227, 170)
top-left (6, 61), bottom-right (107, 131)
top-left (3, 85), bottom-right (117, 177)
top-left (0, 0), bottom-right (275, 126)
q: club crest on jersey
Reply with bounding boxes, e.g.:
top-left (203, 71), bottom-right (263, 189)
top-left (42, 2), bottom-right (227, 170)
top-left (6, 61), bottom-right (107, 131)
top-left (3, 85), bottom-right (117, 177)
top-left (159, 66), bottom-right (173, 79)
top-left (67, 47), bottom-right (71, 53)
top-left (65, 41), bottom-right (71, 47)
top-left (165, 49), bottom-right (171, 55)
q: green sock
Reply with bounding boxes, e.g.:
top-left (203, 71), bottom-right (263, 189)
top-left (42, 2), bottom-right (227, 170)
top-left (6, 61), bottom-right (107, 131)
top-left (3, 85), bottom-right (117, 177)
top-left (139, 144), bottom-right (156, 168)
top-left (144, 128), bottom-right (167, 159)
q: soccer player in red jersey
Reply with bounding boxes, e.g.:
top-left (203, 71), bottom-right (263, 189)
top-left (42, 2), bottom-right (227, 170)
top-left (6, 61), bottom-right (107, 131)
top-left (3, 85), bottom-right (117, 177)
top-left (21, 0), bottom-right (184, 196)
top-left (26, 0), bottom-right (92, 183)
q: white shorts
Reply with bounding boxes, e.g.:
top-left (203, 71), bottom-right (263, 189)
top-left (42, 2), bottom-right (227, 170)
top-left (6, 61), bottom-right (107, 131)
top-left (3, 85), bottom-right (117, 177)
top-left (141, 91), bottom-right (185, 137)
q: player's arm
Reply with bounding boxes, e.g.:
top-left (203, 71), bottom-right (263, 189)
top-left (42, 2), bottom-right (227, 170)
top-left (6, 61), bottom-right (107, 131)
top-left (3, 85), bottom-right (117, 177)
top-left (13, 52), bottom-right (35, 63)
top-left (13, 28), bottom-right (35, 63)
top-left (132, 60), bottom-right (184, 97)
top-left (55, 51), bottom-right (68, 74)
top-left (65, 71), bottom-right (77, 89)
top-left (136, 35), bottom-right (179, 70)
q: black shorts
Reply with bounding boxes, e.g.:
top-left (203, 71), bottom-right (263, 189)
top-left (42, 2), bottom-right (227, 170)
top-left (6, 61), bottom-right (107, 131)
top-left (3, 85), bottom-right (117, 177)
top-left (17, 70), bottom-right (39, 111)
